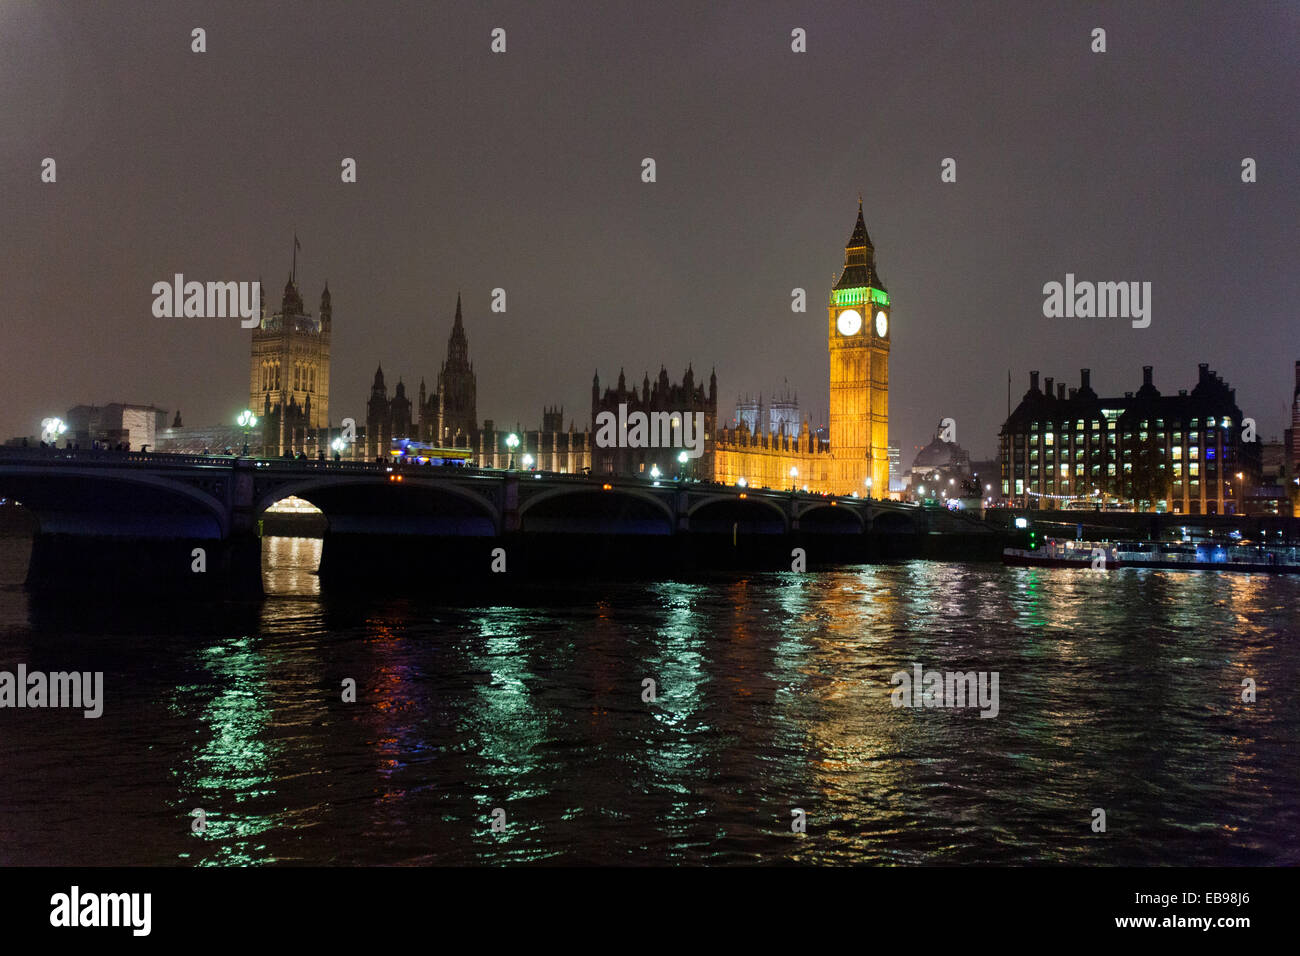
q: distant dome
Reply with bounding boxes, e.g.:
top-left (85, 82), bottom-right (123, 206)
top-left (912, 436), bottom-right (965, 470)
top-left (920, 439), bottom-right (961, 468)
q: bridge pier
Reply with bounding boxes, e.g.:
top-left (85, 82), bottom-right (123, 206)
top-left (226, 529), bottom-right (264, 596)
top-left (25, 532), bottom-right (264, 599)
top-left (317, 531), bottom-right (505, 589)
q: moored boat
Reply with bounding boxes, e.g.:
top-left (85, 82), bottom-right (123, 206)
top-left (1004, 536), bottom-right (1300, 573)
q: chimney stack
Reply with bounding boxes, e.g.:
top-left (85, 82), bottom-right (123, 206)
top-left (1030, 370), bottom-right (1040, 392)
top-left (1142, 365), bottom-right (1153, 388)
top-left (1058, 383), bottom-right (1066, 400)
top-left (1045, 376), bottom-right (1054, 397)
top-left (1080, 368), bottom-right (1091, 390)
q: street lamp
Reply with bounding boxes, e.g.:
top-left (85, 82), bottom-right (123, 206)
top-left (236, 410), bottom-right (257, 456)
top-left (650, 464), bottom-right (661, 480)
top-left (736, 476), bottom-right (747, 488)
top-left (506, 433), bottom-right (519, 470)
top-left (865, 476), bottom-right (873, 499)
top-left (40, 417), bottom-right (68, 445)
top-left (331, 437), bottom-right (346, 461)
top-left (522, 453), bottom-right (534, 470)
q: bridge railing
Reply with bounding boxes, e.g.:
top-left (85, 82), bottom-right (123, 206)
top-left (0, 447), bottom-right (230, 468)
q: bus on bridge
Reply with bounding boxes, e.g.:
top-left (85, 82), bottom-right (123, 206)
top-left (389, 438), bottom-right (472, 467)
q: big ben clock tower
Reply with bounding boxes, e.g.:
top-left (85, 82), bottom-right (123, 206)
top-left (827, 198), bottom-right (890, 496)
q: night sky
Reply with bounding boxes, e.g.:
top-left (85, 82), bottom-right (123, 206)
top-left (2, 1), bottom-right (1295, 462)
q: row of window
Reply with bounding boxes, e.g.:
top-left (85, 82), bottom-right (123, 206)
top-left (1012, 430), bottom-right (1226, 447)
top-left (1014, 445), bottom-right (1235, 460)
top-left (1015, 460), bottom-right (1232, 477)
top-left (1024, 417), bottom-right (1231, 431)
top-left (260, 361), bottom-right (318, 393)
top-left (1005, 478), bottom-right (1234, 496)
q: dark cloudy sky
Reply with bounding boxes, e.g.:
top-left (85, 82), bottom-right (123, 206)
top-left (2, 0), bottom-right (1296, 462)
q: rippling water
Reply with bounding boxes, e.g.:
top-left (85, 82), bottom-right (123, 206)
top-left (0, 534), bottom-right (1296, 865)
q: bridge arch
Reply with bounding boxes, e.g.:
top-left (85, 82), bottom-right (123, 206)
top-left (871, 509), bottom-right (918, 534)
top-left (518, 484), bottom-right (675, 535)
top-left (0, 464), bottom-right (229, 537)
top-left (796, 502), bottom-right (866, 534)
top-left (687, 494), bottom-right (789, 534)
top-left (260, 475), bottom-right (501, 536)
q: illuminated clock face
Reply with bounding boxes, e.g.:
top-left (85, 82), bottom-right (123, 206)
top-left (875, 309), bottom-right (888, 337)
top-left (837, 308), bottom-right (862, 336)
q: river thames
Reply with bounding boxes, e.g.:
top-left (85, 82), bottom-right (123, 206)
top-left (1, 535), bottom-right (1296, 866)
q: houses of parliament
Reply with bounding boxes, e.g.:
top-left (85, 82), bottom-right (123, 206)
top-left (236, 200), bottom-right (893, 496)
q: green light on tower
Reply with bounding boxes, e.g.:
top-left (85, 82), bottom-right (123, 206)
top-left (835, 287), bottom-right (889, 308)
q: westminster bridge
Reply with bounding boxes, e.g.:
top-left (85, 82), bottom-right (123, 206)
top-left (0, 447), bottom-right (1000, 595)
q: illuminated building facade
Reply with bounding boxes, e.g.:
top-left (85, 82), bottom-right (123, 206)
top-left (1000, 365), bottom-right (1262, 514)
top-left (249, 272), bottom-right (332, 456)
